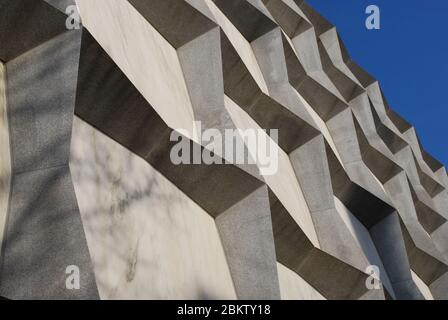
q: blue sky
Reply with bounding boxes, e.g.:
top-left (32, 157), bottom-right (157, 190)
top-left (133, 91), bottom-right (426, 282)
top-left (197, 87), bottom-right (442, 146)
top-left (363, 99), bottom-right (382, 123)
top-left (306, 0), bottom-right (448, 166)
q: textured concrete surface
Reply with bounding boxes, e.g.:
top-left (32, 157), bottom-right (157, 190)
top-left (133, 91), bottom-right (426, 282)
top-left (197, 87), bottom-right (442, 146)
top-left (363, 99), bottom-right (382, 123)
top-left (216, 186), bottom-right (280, 299)
top-left (44, 0), bottom-right (75, 13)
top-left (0, 0), bottom-right (67, 62)
top-left (76, 0), bottom-right (198, 141)
top-left (0, 63), bottom-right (10, 260)
top-left (0, 166), bottom-right (98, 299)
top-left (70, 117), bottom-right (236, 299)
top-left (6, 31), bottom-right (81, 173)
top-left (0, 0), bottom-right (446, 300)
top-left (277, 262), bottom-right (325, 300)
top-left (0, 2), bottom-right (98, 298)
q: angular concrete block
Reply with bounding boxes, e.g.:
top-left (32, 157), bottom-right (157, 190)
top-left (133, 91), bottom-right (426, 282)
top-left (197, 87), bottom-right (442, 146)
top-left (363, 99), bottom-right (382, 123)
top-left (0, 166), bottom-right (98, 299)
top-left (6, 30), bottom-right (81, 173)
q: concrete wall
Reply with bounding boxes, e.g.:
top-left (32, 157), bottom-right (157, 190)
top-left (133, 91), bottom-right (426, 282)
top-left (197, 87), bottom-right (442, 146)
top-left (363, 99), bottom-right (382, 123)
top-left (70, 117), bottom-right (236, 299)
top-left (76, 0), bottom-right (197, 140)
top-left (277, 262), bottom-right (325, 300)
top-left (0, 0), bottom-right (446, 300)
top-left (0, 30), bottom-right (98, 299)
top-left (0, 63), bottom-right (10, 260)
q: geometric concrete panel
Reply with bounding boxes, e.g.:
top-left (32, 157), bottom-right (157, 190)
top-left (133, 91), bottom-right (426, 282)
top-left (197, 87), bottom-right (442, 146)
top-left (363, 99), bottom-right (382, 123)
top-left (369, 213), bottom-right (424, 299)
top-left (6, 30), bottom-right (81, 173)
top-left (216, 186), bottom-right (280, 299)
top-left (277, 262), bottom-right (325, 300)
top-left (0, 165), bottom-right (98, 299)
top-left (0, 0), bottom-right (447, 300)
top-left (129, 0), bottom-right (216, 49)
top-left (0, 63), bottom-right (10, 259)
top-left (0, 0), bottom-right (67, 62)
top-left (70, 117), bottom-right (236, 299)
top-left (269, 189), bottom-right (370, 300)
top-left (44, 0), bottom-right (75, 13)
top-left (74, 30), bottom-right (264, 218)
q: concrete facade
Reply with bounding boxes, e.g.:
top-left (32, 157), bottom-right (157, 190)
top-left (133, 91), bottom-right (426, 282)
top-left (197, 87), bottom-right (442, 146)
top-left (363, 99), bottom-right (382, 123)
top-left (0, 0), bottom-right (447, 300)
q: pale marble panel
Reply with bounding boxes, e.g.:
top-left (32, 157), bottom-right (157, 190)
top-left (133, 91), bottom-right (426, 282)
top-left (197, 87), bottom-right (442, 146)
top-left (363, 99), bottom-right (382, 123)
top-left (277, 263), bottom-right (325, 300)
top-left (366, 82), bottom-right (412, 142)
top-left (365, 82), bottom-right (390, 121)
top-left (224, 95), bottom-right (319, 247)
top-left (75, 0), bottom-right (197, 141)
top-left (290, 27), bottom-right (322, 72)
top-left (247, 0), bottom-right (275, 21)
top-left (319, 28), bottom-right (362, 86)
top-left (0, 63), bottom-right (11, 259)
top-left (70, 117), bottom-right (236, 299)
top-left (203, 0), bottom-right (270, 94)
top-left (403, 128), bottom-right (439, 180)
top-left (435, 167), bottom-right (448, 190)
top-left (411, 270), bottom-right (434, 300)
top-left (334, 197), bottom-right (395, 298)
top-left (294, 89), bottom-right (344, 166)
top-left (291, 28), bottom-right (345, 101)
top-left (319, 29), bottom-right (344, 64)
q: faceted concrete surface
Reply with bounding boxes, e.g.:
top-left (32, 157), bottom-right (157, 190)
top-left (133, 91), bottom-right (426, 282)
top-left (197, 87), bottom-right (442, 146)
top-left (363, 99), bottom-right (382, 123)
top-left (0, 0), bottom-right (446, 300)
top-left (70, 117), bottom-right (236, 299)
top-left (0, 63), bottom-right (10, 260)
top-left (0, 166), bottom-right (98, 299)
top-left (0, 3), bottom-right (98, 299)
